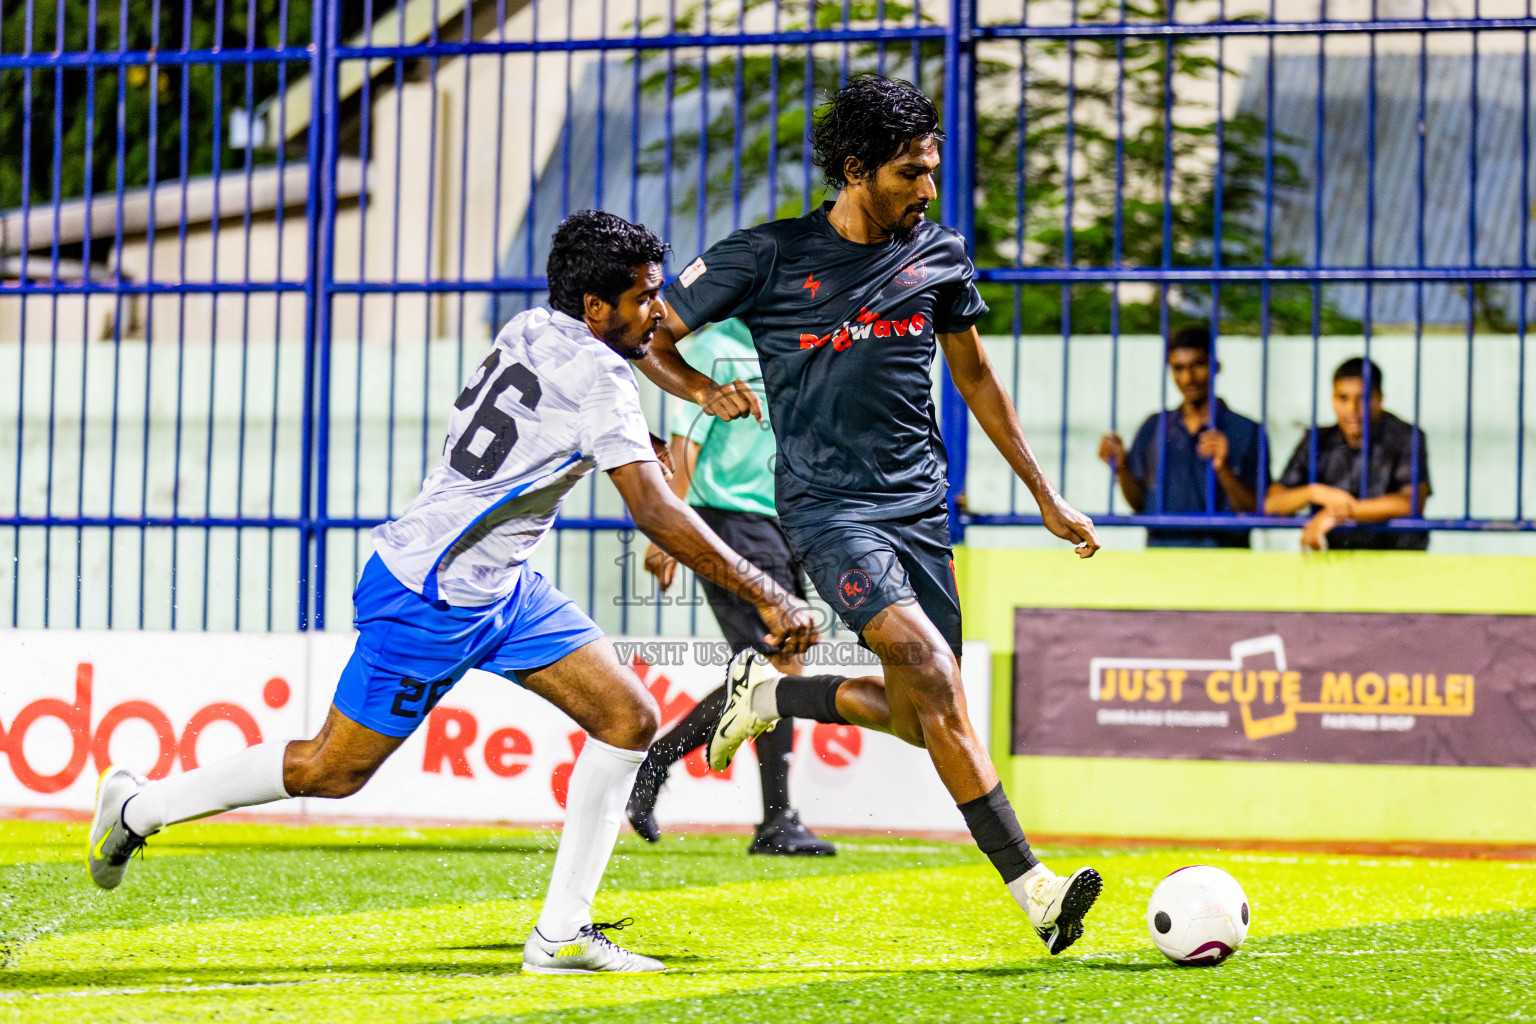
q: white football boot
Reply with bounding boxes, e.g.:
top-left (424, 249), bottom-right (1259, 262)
top-left (1024, 866), bottom-right (1103, 954)
top-left (705, 650), bottom-right (780, 772)
top-left (87, 766), bottom-right (153, 890)
top-left (522, 919), bottom-right (666, 974)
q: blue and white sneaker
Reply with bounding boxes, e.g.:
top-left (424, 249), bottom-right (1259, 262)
top-left (87, 766), bottom-right (152, 890)
top-left (522, 919), bottom-right (665, 974)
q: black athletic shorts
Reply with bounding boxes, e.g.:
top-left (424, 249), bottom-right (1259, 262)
top-left (693, 505), bottom-right (808, 656)
top-left (782, 502), bottom-right (963, 657)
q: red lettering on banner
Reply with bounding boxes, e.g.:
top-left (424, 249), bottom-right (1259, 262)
top-left (550, 730), bottom-right (587, 809)
top-left (178, 703), bottom-right (263, 772)
top-left (831, 328), bottom-right (853, 352)
top-left (811, 723), bottom-right (862, 768)
top-left (799, 333), bottom-right (822, 349)
top-left (422, 707), bottom-right (478, 777)
top-left (91, 701), bottom-right (177, 780)
top-left (646, 672), bottom-right (697, 732)
top-left (484, 727), bottom-right (534, 778)
top-left (6, 663), bottom-right (93, 794)
top-left (874, 321), bottom-right (891, 338)
top-left (682, 745), bottom-right (732, 780)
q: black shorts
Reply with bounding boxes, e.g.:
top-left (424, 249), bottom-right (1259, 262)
top-left (693, 505), bottom-right (808, 655)
top-left (782, 502), bottom-right (963, 657)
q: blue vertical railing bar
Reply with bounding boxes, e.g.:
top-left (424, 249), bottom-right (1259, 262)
top-left (73, 0), bottom-right (102, 628)
top-left (1520, 7), bottom-right (1531, 520)
top-left (1207, 5), bottom-right (1225, 518)
top-left (200, 0), bottom-right (226, 630)
top-left (1465, 23), bottom-right (1479, 520)
top-left (1059, 7), bottom-right (1075, 501)
top-left (941, 0), bottom-right (975, 541)
top-left (1359, 16), bottom-right (1376, 505)
top-left (297, 0), bottom-right (326, 630)
top-left (1307, 15), bottom-right (1325, 492)
top-left (105, 0), bottom-right (130, 629)
top-left (11, 0), bottom-right (35, 626)
top-left (313, 0), bottom-right (344, 629)
top-left (1154, 22), bottom-right (1173, 516)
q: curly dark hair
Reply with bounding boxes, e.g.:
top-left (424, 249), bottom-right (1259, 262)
top-left (546, 210), bottom-right (669, 319)
top-left (810, 74), bottom-right (946, 192)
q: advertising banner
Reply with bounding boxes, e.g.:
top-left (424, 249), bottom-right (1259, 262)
top-left (1013, 608), bottom-right (1536, 766)
top-left (1, 631), bottom-right (988, 832)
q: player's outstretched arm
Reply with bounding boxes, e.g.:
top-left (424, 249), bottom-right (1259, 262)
top-left (939, 327), bottom-right (1100, 558)
top-left (610, 459), bottom-right (819, 652)
top-left (637, 308), bottom-right (762, 422)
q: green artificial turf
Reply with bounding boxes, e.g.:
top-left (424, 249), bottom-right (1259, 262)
top-left (2, 819), bottom-right (1534, 1023)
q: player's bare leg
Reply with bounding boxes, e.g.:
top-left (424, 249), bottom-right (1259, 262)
top-left (707, 601), bottom-right (1100, 954)
top-left (90, 707), bottom-right (403, 890)
top-left (516, 637), bottom-right (666, 973)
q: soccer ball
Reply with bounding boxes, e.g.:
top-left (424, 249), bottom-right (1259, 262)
top-left (1146, 865), bottom-right (1250, 965)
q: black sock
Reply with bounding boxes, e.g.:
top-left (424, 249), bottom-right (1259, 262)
top-left (632, 685), bottom-right (729, 805)
top-left (772, 674), bottom-right (848, 724)
top-left (957, 782), bottom-right (1039, 884)
top-left (755, 715), bottom-right (794, 821)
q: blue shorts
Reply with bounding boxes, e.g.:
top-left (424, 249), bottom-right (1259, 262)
top-left (333, 554), bottom-right (605, 738)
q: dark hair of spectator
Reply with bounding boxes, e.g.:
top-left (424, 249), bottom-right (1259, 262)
top-left (1333, 357), bottom-right (1385, 394)
top-left (546, 210), bottom-right (669, 320)
top-left (810, 75), bottom-right (946, 192)
top-left (1166, 323), bottom-right (1212, 356)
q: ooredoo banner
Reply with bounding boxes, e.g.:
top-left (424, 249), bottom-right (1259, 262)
top-left (1, 631), bottom-right (988, 832)
top-left (1013, 608), bottom-right (1536, 766)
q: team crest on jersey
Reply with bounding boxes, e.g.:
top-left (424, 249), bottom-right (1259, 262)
top-left (896, 258), bottom-right (930, 287)
top-left (839, 569), bottom-right (873, 609)
top-left (679, 257), bottom-right (707, 288)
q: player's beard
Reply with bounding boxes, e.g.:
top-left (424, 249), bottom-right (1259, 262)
top-left (875, 189), bottom-right (927, 247)
top-left (598, 313), bottom-right (655, 361)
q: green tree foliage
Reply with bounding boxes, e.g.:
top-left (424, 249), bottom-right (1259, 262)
top-left (641, 0), bottom-right (1355, 335)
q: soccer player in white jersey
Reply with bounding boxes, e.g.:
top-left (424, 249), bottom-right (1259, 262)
top-left (86, 210), bottom-right (821, 975)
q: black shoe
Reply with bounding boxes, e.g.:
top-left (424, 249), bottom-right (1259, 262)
top-left (749, 810), bottom-right (836, 856)
top-left (626, 762), bottom-right (667, 843)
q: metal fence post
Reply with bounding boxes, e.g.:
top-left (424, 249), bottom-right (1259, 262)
top-left (942, 0), bottom-right (977, 545)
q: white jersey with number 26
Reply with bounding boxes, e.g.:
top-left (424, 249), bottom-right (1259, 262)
top-left (372, 308), bottom-right (657, 607)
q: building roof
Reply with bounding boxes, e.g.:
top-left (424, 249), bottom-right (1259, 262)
top-left (0, 158), bottom-right (365, 254)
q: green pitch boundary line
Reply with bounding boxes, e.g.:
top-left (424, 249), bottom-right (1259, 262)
top-left (6, 806), bottom-right (1535, 861)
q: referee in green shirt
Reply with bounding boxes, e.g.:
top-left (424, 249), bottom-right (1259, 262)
top-left (630, 319), bottom-right (834, 856)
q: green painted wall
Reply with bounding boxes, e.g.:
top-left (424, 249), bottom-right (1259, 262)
top-left (954, 548), bottom-right (1536, 844)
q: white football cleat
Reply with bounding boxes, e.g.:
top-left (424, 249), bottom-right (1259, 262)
top-left (87, 766), bottom-right (153, 890)
top-left (522, 919), bottom-right (666, 974)
top-left (1024, 866), bottom-right (1103, 954)
top-left (706, 650), bottom-right (780, 772)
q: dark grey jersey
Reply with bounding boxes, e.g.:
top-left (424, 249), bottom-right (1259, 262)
top-left (665, 202), bottom-right (988, 528)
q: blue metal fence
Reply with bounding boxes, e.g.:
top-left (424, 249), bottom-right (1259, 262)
top-left (2, 0), bottom-right (1534, 632)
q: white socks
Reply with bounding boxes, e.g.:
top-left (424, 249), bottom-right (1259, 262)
top-left (123, 741), bottom-right (290, 835)
top-left (534, 736), bottom-right (646, 941)
top-left (750, 677), bottom-right (781, 721)
top-left (1005, 862), bottom-right (1054, 911)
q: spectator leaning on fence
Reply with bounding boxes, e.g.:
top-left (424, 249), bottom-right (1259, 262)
top-left (1097, 325), bottom-right (1269, 548)
top-left (1264, 357), bottom-right (1431, 552)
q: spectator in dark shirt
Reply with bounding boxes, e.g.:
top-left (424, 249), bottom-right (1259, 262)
top-left (1098, 325), bottom-right (1269, 547)
top-left (1265, 357), bottom-right (1431, 551)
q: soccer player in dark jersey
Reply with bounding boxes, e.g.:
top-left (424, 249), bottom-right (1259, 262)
top-left (637, 74), bottom-right (1105, 954)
